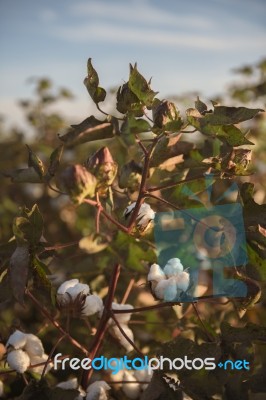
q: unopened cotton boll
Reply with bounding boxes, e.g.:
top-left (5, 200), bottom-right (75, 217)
top-left (7, 349), bottom-right (30, 373)
top-left (24, 334), bottom-right (44, 357)
top-left (122, 371), bottom-right (141, 400)
top-left (86, 381), bottom-right (110, 400)
top-left (147, 264), bottom-right (166, 283)
top-left (164, 258), bottom-right (184, 277)
top-left (6, 330), bottom-right (27, 350)
top-left (111, 303), bottom-right (133, 325)
top-left (82, 294), bottom-right (103, 316)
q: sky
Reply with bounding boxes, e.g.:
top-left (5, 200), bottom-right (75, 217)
top-left (0, 0), bottom-right (265, 131)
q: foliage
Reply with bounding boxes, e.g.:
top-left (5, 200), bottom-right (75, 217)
top-left (0, 59), bottom-right (266, 400)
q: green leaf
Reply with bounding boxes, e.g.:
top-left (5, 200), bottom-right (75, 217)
top-left (195, 96), bottom-right (208, 114)
top-left (58, 116), bottom-right (115, 146)
top-left (150, 135), bottom-right (194, 168)
top-left (216, 125), bottom-right (253, 146)
top-left (9, 245), bottom-right (30, 304)
top-left (84, 58), bottom-right (106, 103)
top-left (79, 233), bottom-right (109, 254)
top-left (204, 106), bottom-right (263, 125)
top-left (121, 115), bottom-right (151, 135)
top-left (26, 144), bottom-right (45, 179)
top-left (32, 257), bottom-right (51, 289)
top-left (247, 243), bottom-right (266, 281)
top-left (186, 109), bottom-right (253, 146)
top-left (3, 167), bottom-right (43, 183)
top-left (13, 205), bottom-right (43, 247)
top-left (47, 145), bottom-right (64, 177)
top-left (128, 63), bottom-right (158, 108)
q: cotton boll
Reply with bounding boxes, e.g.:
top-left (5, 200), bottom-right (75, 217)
top-left (57, 377), bottom-right (79, 390)
top-left (6, 330), bottom-right (27, 350)
top-left (124, 202), bottom-right (137, 218)
top-left (111, 303), bottom-right (133, 325)
top-left (82, 295), bottom-right (103, 316)
top-left (153, 279), bottom-right (169, 300)
top-left (57, 279), bottom-right (79, 295)
top-left (66, 283), bottom-right (90, 299)
top-left (164, 258), bottom-right (183, 278)
top-left (147, 264), bottom-right (166, 283)
top-left (110, 325), bottom-right (134, 353)
top-left (7, 349), bottom-right (30, 373)
top-left (163, 277), bottom-right (178, 301)
top-left (24, 334), bottom-right (44, 357)
top-left (134, 369), bottom-right (153, 390)
top-left (86, 381), bottom-right (110, 400)
top-left (122, 371), bottom-right (141, 400)
top-left (175, 271), bottom-right (190, 292)
top-left (124, 202), bottom-right (155, 232)
top-left (30, 353), bottom-right (52, 375)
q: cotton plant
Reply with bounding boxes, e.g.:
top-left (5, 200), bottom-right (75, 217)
top-left (124, 202), bottom-right (155, 233)
top-left (148, 258), bottom-right (190, 301)
top-left (56, 377), bottom-right (86, 400)
top-left (56, 279), bottom-right (103, 317)
top-left (6, 330), bottom-right (51, 375)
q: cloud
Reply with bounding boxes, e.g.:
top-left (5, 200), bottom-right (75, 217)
top-left (69, 0), bottom-right (214, 30)
top-left (39, 8), bottom-right (57, 23)
top-left (53, 21), bottom-right (266, 51)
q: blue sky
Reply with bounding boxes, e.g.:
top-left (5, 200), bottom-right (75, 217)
top-left (0, 0), bottom-right (265, 130)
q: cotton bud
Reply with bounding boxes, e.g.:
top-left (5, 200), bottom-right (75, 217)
top-left (57, 279), bottom-right (90, 313)
top-left (59, 164), bottom-right (97, 204)
top-left (119, 160), bottom-right (142, 192)
top-left (86, 380), bottom-right (110, 400)
top-left (87, 147), bottom-right (118, 197)
top-left (164, 258), bottom-right (184, 277)
top-left (116, 82), bottom-right (144, 116)
top-left (124, 202), bottom-right (155, 233)
top-left (110, 325), bottom-right (134, 353)
top-left (82, 294), bottom-right (104, 316)
top-left (24, 334), bottom-right (44, 358)
top-left (122, 371), bottom-right (141, 400)
top-left (6, 330), bottom-right (27, 350)
top-left (111, 303), bottom-right (133, 325)
top-left (0, 380), bottom-right (3, 397)
top-left (7, 349), bottom-right (30, 373)
top-left (152, 100), bottom-right (180, 129)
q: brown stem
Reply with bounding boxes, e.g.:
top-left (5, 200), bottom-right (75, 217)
top-left (81, 264), bottom-right (121, 389)
top-left (41, 334), bottom-right (66, 379)
top-left (110, 310), bottom-right (143, 356)
top-left (121, 279), bottom-right (135, 304)
top-left (148, 175), bottom-right (207, 193)
top-left (192, 302), bottom-right (213, 341)
top-left (127, 136), bottom-right (161, 232)
top-left (26, 290), bottom-right (89, 356)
